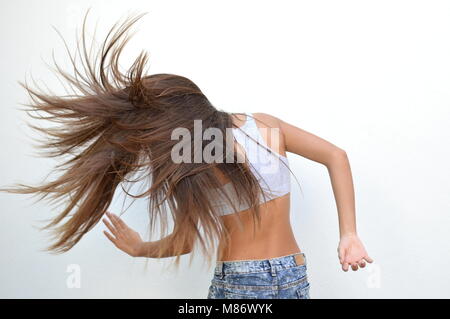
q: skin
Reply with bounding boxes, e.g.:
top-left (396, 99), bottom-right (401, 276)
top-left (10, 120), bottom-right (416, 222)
top-left (103, 112), bottom-right (373, 272)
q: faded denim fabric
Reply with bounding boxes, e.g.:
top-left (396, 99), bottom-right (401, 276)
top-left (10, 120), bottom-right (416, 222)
top-left (207, 252), bottom-right (310, 299)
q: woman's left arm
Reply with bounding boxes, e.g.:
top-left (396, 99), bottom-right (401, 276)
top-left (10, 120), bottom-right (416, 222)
top-left (324, 149), bottom-right (373, 271)
top-left (256, 113), bottom-right (373, 271)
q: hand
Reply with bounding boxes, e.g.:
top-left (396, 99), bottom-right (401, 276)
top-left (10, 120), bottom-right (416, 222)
top-left (102, 211), bottom-right (144, 257)
top-left (338, 233), bottom-right (373, 272)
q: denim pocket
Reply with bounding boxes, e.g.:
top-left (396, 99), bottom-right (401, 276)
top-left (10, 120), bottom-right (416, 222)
top-left (224, 291), bottom-right (258, 299)
top-left (279, 265), bottom-right (308, 287)
top-left (291, 264), bottom-right (307, 272)
top-left (222, 271), bottom-right (274, 287)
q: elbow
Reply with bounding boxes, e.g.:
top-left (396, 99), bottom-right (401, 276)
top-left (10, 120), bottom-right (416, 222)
top-left (326, 147), bottom-right (348, 167)
top-left (333, 147), bottom-right (348, 159)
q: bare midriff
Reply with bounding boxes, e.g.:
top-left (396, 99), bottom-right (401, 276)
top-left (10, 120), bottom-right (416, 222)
top-left (217, 193), bottom-right (301, 261)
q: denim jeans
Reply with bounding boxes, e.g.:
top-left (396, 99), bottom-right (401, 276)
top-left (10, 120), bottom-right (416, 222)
top-left (207, 252), bottom-right (310, 299)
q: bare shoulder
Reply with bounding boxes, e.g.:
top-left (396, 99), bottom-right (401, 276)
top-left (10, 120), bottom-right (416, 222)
top-left (251, 112), bottom-right (282, 129)
top-left (251, 112), bottom-right (286, 154)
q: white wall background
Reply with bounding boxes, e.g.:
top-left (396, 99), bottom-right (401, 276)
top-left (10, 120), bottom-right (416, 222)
top-left (1, 0), bottom-right (449, 298)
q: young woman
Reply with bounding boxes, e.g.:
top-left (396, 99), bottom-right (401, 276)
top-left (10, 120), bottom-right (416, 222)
top-left (1, 14), bottom-right (372, 299)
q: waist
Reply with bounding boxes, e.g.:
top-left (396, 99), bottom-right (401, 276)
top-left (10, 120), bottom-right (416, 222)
top-left (218, 195), bottom-right (298, 260)
top-left (215, 252), bottom-right (307, 275)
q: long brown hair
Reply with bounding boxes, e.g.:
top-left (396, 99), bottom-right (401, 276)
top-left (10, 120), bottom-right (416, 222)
top-left (0, 12), bottom-right (269, 265)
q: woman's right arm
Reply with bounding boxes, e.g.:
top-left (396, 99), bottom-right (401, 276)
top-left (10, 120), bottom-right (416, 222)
top-left (137, 234), bottom-right (193, 258)
top-left (102, 212), bottom-right (193, 258)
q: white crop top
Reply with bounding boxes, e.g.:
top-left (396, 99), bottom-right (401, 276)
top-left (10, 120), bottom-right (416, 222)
top-left (212, 113), bottom-right (291, 216)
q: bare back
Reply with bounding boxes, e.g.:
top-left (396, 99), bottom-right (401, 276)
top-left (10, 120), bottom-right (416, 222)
top-left (217, 113), bottom-right (301, 261)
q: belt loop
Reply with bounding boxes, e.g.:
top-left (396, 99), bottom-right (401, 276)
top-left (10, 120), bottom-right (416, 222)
top-left (268, 260), bottom-right (277, 277)
top-left (215, 262), bottom-right (224, 279)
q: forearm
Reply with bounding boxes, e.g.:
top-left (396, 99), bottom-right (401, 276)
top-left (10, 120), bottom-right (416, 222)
top-left (137, 234), bottom-right (192, 258)
top-left (326, 150), bottom-right (357, 238)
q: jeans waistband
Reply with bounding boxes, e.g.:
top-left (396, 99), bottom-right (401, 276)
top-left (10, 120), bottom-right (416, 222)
top-left (214, 252), bottom-right (307, 277)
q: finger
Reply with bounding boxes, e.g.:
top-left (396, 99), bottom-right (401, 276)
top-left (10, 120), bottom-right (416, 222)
top-left (351, 263), bottom-right (359, 271)
top-left (364, 255), bottom-right (374, 263)
top-left (103, 231), bottom-right (118, 248)
top-left (109, 213), bottom-right (126, 231)
top-left (106, 211), bottom-right (115, 220)
top-left (102, 218), bottom-right (119, 237)
top-left (342, 262), bottom-right (349, 272)
top-left (113, 214), bottom-right (128, 230)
